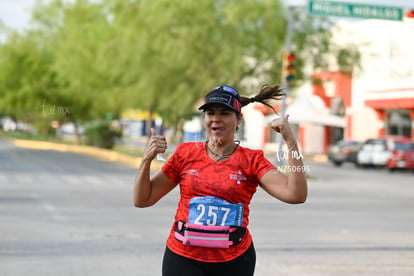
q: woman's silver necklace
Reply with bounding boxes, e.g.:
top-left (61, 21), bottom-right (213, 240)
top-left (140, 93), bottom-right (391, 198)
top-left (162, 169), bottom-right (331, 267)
top-left (206, 141), bottom-right (239, 161)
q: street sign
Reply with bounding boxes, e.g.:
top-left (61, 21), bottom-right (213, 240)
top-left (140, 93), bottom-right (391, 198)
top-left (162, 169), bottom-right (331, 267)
top-left (308, 0), bottom-right (404, 21)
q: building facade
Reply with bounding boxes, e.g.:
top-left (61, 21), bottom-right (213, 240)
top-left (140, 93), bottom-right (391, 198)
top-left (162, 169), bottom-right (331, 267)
top-left (240, 17), bottom-right (414, 154)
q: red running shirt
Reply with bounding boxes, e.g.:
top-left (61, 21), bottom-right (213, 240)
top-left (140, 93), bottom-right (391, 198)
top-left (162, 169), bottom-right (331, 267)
top-left (162, 142), bottom-right (275, 262)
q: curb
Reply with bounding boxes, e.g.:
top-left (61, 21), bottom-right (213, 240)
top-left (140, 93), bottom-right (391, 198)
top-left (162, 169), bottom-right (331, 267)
top-left (5, 138), bottom-right (164, 170)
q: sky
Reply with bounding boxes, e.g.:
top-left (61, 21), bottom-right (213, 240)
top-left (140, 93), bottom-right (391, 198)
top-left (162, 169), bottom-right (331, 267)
top-left (0, 0), bottom-right (414, 31)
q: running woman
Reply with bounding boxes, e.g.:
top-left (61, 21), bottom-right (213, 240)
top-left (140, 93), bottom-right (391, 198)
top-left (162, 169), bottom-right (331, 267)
top-left (134, 85), bottom-right (308, 276)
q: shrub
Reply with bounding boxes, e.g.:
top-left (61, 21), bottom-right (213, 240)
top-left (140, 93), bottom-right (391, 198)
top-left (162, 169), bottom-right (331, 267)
top-left (84, 120), bottom-right (121, 149)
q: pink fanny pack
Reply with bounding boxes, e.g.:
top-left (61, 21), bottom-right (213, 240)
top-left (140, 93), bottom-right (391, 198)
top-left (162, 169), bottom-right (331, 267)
top-left (174, 221), bottom-right (245, 248)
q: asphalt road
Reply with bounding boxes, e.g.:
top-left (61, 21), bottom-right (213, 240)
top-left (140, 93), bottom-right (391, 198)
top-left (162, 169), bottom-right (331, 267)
top-left (1, 140), bottom-right (413, 276)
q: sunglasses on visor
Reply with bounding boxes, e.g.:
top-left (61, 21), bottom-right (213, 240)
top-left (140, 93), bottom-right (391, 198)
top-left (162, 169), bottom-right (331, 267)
top-left (211, 86), bottom-right (239, 97)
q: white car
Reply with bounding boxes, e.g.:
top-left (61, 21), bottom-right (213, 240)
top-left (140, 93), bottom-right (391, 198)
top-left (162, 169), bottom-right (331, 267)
top-left (357, 137), bottom-right (411, 167)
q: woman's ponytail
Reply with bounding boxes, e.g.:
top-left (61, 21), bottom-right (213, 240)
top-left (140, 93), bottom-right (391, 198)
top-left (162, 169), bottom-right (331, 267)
top-left (239, 85), bottom-right (285, 113)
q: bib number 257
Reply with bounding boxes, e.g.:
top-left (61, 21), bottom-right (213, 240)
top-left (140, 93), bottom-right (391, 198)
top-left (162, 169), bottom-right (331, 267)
top-left (193, 204), bottom-right (230, 226)
top-left (188, 196), bottom-right (244, 227)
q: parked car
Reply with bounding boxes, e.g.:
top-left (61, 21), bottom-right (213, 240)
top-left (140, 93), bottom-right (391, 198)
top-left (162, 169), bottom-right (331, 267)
top-left (357, 136), bottom-right (411, 167)
top-left (328, 140), bottom-right (362, 166)
top-left (386, 141), bottom-right (414, 171)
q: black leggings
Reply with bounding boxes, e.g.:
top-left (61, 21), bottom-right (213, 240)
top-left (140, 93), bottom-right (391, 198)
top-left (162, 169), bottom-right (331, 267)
top-left (162, 243), bottom-right (256, 276)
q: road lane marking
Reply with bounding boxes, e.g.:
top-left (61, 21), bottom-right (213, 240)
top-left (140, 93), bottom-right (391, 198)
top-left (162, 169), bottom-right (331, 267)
top-left (31, 192), bottom-right (66, 222)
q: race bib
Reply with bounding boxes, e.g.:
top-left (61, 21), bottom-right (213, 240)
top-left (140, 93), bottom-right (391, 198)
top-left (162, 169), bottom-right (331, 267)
top-left (188, 196), bottom-right (244, 227)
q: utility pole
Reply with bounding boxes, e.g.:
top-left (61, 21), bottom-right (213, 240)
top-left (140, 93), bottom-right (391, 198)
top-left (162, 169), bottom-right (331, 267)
top-left (280, 5), bottom-right (294, 117)
top-left (276, 5), bottom-right (295, 165)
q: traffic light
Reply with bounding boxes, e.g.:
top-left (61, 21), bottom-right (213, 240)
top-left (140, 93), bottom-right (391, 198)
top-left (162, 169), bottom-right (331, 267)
top-left (406, 9), bottom-right (414, 18)
top-left (282, 52), bottom-right (295, 84)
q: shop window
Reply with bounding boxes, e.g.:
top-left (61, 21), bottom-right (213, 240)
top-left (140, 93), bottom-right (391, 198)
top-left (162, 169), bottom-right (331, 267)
top-left (387, 110), bottom-right (411, 138)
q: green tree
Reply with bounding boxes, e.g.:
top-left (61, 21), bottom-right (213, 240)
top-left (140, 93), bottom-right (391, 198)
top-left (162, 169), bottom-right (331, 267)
top-left (102, 0), bottom-right (289, 137)
top-left (31, 0), bottom-right (121, 143)
top-left (0, 0), bottom-right (360, 144)
top-left (102, 0), bottom-right (360, 138)
top-left (0, 31), bottom-right (60, 134)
